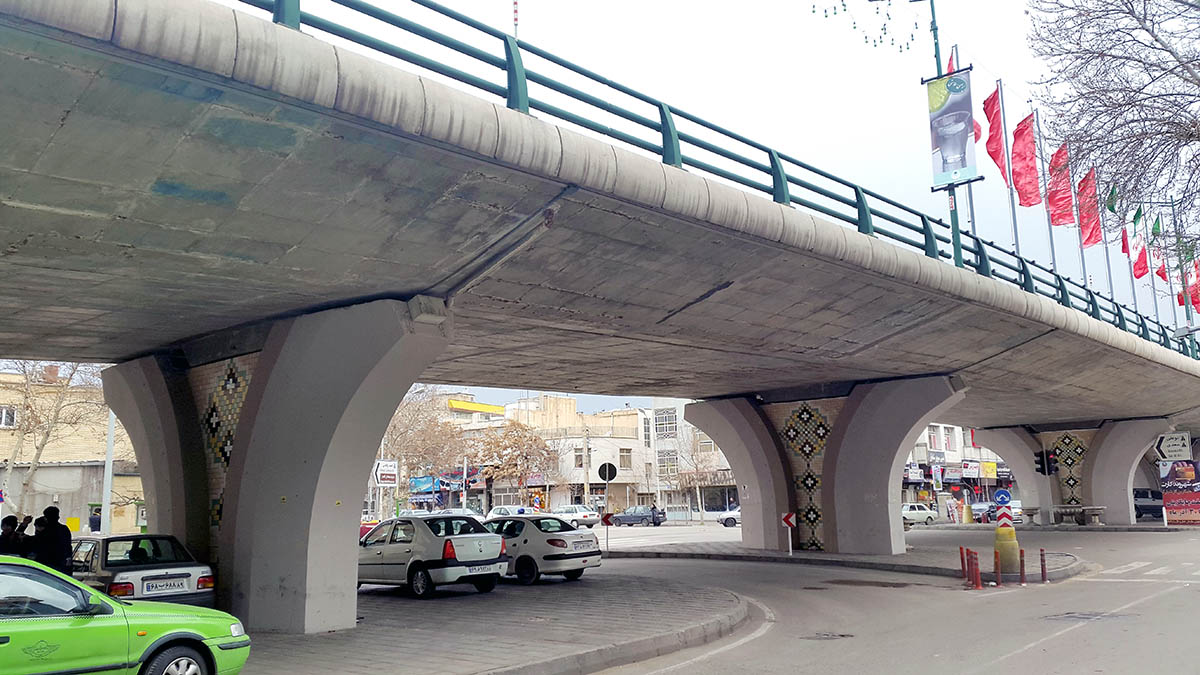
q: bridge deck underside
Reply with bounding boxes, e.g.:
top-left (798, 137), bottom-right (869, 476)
top-left (0, 23), bottom-right (1196, 430)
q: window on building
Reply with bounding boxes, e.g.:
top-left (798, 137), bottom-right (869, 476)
top-left (574, 447), bottom-right (584, 469)
top-left (643, 417), bottom-right (651, 447)
top-left (654, 408), bottom-right (677, 439)
top-left (645, 462), bottom-right (653, 480)
top-left (927, 426), bottom-right (939, 450)
top-left (699, 440), bottom-right (715, 454)
top-left (619, 448), bottom-right (632, 469)
top-left (492, 487), bottom-right (519, 506)
top-left (943, 427), bottom-right (954, 453)
top-left (0, 406), bottom-right (16, 429)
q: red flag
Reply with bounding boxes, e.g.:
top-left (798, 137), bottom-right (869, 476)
top-left (1132, 235), bottom-right (1150, 278)
top-left (1077, 168), bottom-right (1102, 247)
top-left (1121, 228), bottom-right (1130, 256)
top-left (1183, 261), bottom-right (1200, 312)
top-left (947, 51), bottom-right (955, 74)
top-left (1011, 114), bottom-right (1041, 207)
top-left (973, 120), bottom-right (982, 143)
top-left (1153, 247), bottom-right (1168, 282)
top-left (982, 88), bottom-right (1008, 186)
top-left (1047, 143), bottom-right (1074, 226)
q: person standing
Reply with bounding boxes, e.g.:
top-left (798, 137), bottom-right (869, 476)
top-left (0, 514), bottom-right (32, 555)
top-left (88, 507), bottom-right (102, 533)
top-left (32, 506), bottom-right (74, 574)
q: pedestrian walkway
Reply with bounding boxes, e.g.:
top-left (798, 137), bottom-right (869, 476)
top-left (244, 574), bottom-right (745, 674)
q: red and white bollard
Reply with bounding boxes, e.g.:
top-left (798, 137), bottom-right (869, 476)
top-left (1040, 548), bottom-right (1048, 584)
top-left (994, 549), bottom-right (1002, 587)
top-left (960, 546), bottom-right (967, 579)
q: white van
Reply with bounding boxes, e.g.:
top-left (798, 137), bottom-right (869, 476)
top-left (1132, 488), bottom-right (1163, 519)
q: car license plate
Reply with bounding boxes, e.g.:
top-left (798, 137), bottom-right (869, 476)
top-left (467, 565), bottom-right (491, 574)
top-left (572, 541), bottom-right (591, 551)
top-left (144, 579), bottom-right (187, 595)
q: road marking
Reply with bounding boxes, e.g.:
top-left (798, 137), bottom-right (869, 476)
top-left (1099, 561), bottom-right (1152, 575)
top-left (644, 595), bottom-right (776, 674)
top-left (975, 585), bottom-right (1175, 671)
top-left (965, 588), bottom-right (1020, 599)
top-left (1078, 578), bottom-right (1193, 584)
top-left (1182, 562), bottom-right (1194, 566)
top-left (1144, 566), bottom-right (1172, 575)
top-left (1193, 568), bottom-right (1200, 576)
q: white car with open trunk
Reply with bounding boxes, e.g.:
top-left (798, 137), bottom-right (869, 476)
top-left (484, 515), bottom-right (601, 584)
top-left (358, 514), bottom-right (507, 598)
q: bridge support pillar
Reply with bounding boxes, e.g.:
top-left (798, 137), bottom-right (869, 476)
top-left (822, 376), bottom-right (968, 555)
top-left (974, 428), bottom-right (1055, 526)
top-left (1082, 419), bottom-right (1172, 525)
top-left (685, 398), bottom-right (793, 551)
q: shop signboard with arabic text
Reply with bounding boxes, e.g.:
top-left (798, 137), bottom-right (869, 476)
top-left (1162, 459), bottom-right (1200, 525)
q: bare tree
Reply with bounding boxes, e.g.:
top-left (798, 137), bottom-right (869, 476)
top-left (0, 361), bottom-right (107, 518)
top-left (377, 385), bottom-right (465, 515)
top-left (469, 421), bottom-right (555, 505)
top-left (1029, 0), bottom-right (1200, 255)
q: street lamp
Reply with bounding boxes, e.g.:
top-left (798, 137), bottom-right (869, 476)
top-left (1172, 325), bottom-right (1200, 340)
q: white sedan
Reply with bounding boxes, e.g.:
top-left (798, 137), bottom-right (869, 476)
top-left (716, 507), bottom-right (741, 527)
top-left (485, 515), bottom-right (601, 584)
top-left (551, 504), bottom-right (600, 528)
top-left (358, 514), bottom-right (507, 598)
top-left (901, 502), bottom-right (937, 525)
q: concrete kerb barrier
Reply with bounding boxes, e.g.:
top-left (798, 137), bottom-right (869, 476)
top-left (604, 549), bottom-right (1085, 583)
top-left (483, 590), bottom-right (749, 675)
top-left (926, 523), bottom-right (1187, 533)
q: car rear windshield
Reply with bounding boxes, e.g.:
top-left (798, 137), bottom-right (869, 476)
top-left (533, 518), bottom-right (576, 533)
top-left (105, 537), bottom-right (194, 567)
top-left (424, 518), bottom-right (487, 536)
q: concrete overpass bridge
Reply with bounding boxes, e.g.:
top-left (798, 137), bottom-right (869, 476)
top-left (3, 0), bottom-right (1199, 633)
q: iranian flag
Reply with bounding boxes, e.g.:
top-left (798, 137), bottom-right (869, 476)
top-left (1132, 234), bottom-right (1150, 279)
top-left (1178, 260), bottom-right (1200, 313)
top-left (983, 88), bottom-right (1008, 186)
top-left (1077, 169), bottom-right (1102, 246)
top-left (1152, 246), bottom-right (1169, 282)
top-left (1047, 143), bottom-right (1074, 225)
top-left (1121, 227), bottom-right (1130, 256)
top-left (1011, 114), bottom-right (1041, 207)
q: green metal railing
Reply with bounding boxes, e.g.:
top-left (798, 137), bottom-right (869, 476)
top-left (240, 0), bottom-right (1198, 361)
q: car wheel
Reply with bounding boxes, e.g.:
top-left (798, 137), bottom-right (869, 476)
top-left (571, 520), bottom-right (579, 528)
top-left (587, 524), bottom-right (595, 529)
top-left (473, 574), bottom-right (498, 593)
top-left (563, 569), bottom-right (584, 581)
top-left (409, 566), bottom-right (436, 599)
top-left (724, 518), bottom-right (736, 527)
top-left (144, 645), bottom-right (208, 675)
top-left (641, 518), bottom-right (650, 526)
top-left (925, 517), bottom-right (933, 525)
top-left (516, 556), bottom-right (540, 585)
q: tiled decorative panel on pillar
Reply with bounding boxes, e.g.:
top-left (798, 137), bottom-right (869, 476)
top-left (187, 354), bottom-right (258, 562)
top-left (1050, 432), bottom-right (1088, 505)
top-left (764, 398), bottom-right (844, 551)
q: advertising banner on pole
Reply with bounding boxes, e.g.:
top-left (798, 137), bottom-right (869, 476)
top-left (961, 460), bottom-right (980, 479)
top-left (927, 71), bottom-right (978, 188)
top-left (932, 465), bottom-right (944, 491)
top-left (1161, 460), bottom-right (1200, 525)
top-left (943, 466), bottom-right (963, 482)
top-left (980, 461), bottom-right (998, 480)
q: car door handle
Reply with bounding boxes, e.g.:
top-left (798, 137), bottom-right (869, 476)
top-left (375, 550), bottom-right (383, 555)
top-left (403, 549), bottom-right (411, 553)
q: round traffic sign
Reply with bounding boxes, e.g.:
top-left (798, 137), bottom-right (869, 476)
top-left (994, 489), bottom-right (1012, 505)
top-left (598, 462), bottom-right (617, 482)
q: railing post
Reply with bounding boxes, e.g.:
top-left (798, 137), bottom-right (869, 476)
top-left (1019, 259), bottom-right (1035, 293)
top-left (921, 216), bottom-right (938, 259)
top-left (1139, 314), bottom-right (1152, 340)
top-left (1086, 291), bottom-right (1101, 320)
top-left (1055, 275), bottom-right (1072, 308)
top-left (951, 216), bottom-right (964, 268)
top-left (1190, 334), bottom-right (1198, 360)
top-left (503, 36), bottom-right (529, 113)
top-left (974, 239), bottom-right (991, 278)
top-left (1159, 325), bottom-right (1172, 347)
top-left (658, 104), bottom-right (682, 168)
top-left (273, 0), bottom-right (300, 29)
top-left (854, 187), bottom-right (873, 236)
top-left (1114, 304), bottom-right (1127, 331)
top-left (768, 150), bottom-right (790, 205)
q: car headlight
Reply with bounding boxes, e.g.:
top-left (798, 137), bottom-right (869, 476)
top-left (230, 622), bottom-right (245, 638)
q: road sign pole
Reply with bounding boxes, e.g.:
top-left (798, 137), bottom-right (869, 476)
top-left (605, 478), bottom-right (610, 553)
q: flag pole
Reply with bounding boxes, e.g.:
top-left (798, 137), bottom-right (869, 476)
top-left (1068, 145), bottom-right (1089, 287)
top-left (1145, 215), bottom-right (1162, 325)
top-left (956, 45), bottom-right (978, 237)
top-left (1096, 171), bottom-right (1117, 299)
top-left (1163, 210), bottom-right (1180, 328)
top-left (997, 79), bottom-right (1021, 256)
top-left (1031, 107), bottom-right (1059, 273)
top-left (1175, 196), bottom-right (1194, 328)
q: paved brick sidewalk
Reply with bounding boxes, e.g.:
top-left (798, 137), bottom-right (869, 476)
top-left (244, 573), bottom-right (743, 674)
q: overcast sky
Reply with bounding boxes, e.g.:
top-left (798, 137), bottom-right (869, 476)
top-left (211, 1), bottom-right (1183, 410)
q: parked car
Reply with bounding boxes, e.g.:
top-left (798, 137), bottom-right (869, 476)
top-left (970, 501), bottom-right (997, 522)
top-left (552, 504), bottom-right (600, 528)
top-left (484, 515), bottom-right (601, 584)
top-left (1133, 488), bottom-right (1164, 519)
top-left (610, 505), bottom-right (666, 526)
top-left (69, 534), bottom-right (215, 607)
top-left (358, 514), bottom-right (506, 598)
top-left (436, 507), bottom-right (486, 520)
top-left (717, 507), bottom-right (741, 527)
top-left (1008, 500), bottom-right (1025, 523)
top-left (1, 554), bottom-right (250, 674)
top-left (487, 505), bottom-right (541, 519)
top-left (901, 502), bottom-right (937, 525)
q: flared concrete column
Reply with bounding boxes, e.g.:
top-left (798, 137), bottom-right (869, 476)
top-left (685, 398), bottom-right (792, 551)
top-left (975, 427), bottom-right (1055, 525)
top-left (1082, 418), bottom-right (1172, 525)
top-left (102, 355), bottom-right (209, 555)
top-left (218, 298), bottom-right (450, 633)
top-left (822, 376), bottom-right (967, 555)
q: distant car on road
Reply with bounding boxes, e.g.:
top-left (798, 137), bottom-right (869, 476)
top-left (552, 505), bottom-right (600, 528)
top-left (436, 508), bottom-right (486, 520)
top-left (487, 505), bottom-right (541, 520)
top-left (484, 515), bottom-right (601, 584)
top-left (1008, 500), bottom-right (1025, 523)
top-left (717, 507), bottom-right (741, 527)
top-left (1133, 488), bottom-right (1164, 519)
top-left (970, 501), bottom-right (997, 522)
top-left (610, 505), bottom-right (665, 527)
top-left (901, 502), bottom-right (937, 525)
top-left (70, 534), bottom-right (215, 607)
top-left (358, 514), bottom-right (506, 598)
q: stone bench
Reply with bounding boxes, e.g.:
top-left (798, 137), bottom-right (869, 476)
top-left (1051, 504), bottom-right (1106, 525)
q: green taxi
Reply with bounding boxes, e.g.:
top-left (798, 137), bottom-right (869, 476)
top-left (0, 555), bottom-right (250, 675)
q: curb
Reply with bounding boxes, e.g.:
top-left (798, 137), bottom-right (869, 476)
top-left (481, 588), bottom-right (749, 675)
top-left (603, 549), bottom-right (1084, 583)
top-left (924, 524), bottom-right (1187, 533)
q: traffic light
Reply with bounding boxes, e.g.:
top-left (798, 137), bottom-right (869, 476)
top-left (1046, 450), bottom-right (1059, 474)
top-left (1034, 450), bottom-right (1047, 475)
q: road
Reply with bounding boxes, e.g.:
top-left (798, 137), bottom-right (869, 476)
top-left (593, 528), bottom-right (1200, 674)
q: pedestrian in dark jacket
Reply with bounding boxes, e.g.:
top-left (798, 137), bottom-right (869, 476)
top-left (0, 514), bottom-right (32, 556)
top-left (32, 507), bottom-right (73, 574)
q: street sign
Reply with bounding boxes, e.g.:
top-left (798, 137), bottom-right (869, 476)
top-left (994, 489), bottom-right (1012, 505)
top-left (1155, 432), bottom-right (1192, 462)
top-left (601, 512), bottom-right (614, 526)
top-left (373, 460), bottom-right (398, 487)
top-left (598, 463), bottom-right (617, 482)
top-left (996, 504), bottom-right (1014, 528)
top-left (781, 512), bottom-right (796, 528)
